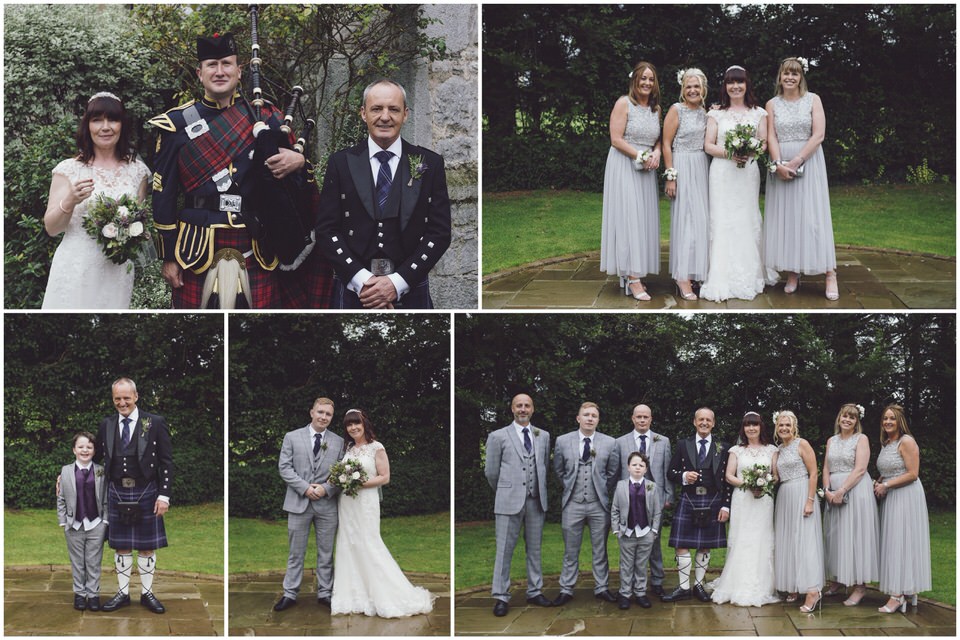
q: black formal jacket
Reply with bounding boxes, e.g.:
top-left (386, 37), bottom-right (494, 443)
top-left (315, 139), bottom-right (451, 290)
top-left (94, 411), bottom-right (173, 497)
top-left (667, 434), bottom-right (733, 510)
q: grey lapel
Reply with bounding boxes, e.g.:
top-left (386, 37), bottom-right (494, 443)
top-left (399, 141), bottom-right (422, 229)
top-left (347, 146), bottom-right (377, 219)
top-left (136, 414), bottom-right (147, 460)
top-left (508, 426), bottom-right (526, 460)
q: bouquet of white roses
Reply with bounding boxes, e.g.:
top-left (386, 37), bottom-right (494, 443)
top-left (723, 123), bottom-right (766, 169)
top-left (739, 463), bottom-right (775, 499)
top-left (81, 193), bottom-right (154, 265)
top-left (329, 459), bottom-right (369, 497)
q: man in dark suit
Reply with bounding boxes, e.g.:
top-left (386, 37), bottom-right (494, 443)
top-left (661, 407), bottom-right (732, 604)
top-left (316, 79), bottom-right (451, 309)
top-left (94, 378), bottom-right (173, 614)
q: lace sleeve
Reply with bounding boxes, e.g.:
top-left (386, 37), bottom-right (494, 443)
top-left (51, 158), bottom-right (79, 181)
top-left (133, 158), bottom-right (152, 189)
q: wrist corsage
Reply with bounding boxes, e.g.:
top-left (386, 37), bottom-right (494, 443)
top-left (633, 150), bottom-right (652, 171)
top-left (664, 167), bottom-right (678, 181)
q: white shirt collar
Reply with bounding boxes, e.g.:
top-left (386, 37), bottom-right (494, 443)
top-left (118, 408), bottom-right (139, 427)
top-left (696, 433), bottom-right (712, 448)
top-left (578, 429), bottom-right (595, 442)
top-left (367, 136), bottom-right (403, 161)
top-left (75, 460), bottom-right (93, 471)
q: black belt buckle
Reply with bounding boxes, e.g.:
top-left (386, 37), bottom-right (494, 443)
top-left (370, 258), bottom-right (395, 276)
top-left (121, 477), bottom-right (137, 488)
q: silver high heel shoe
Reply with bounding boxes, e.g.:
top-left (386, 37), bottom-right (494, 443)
top-left (625, 278), bottom-right (651, 301)
top-left (784, 273), bottom-right (800, 294)
top-left (878, 595), bottom-right (907, 614)
top-left (675, 280), bottom-right (697, 301)
top-left (799, 590), bottom-right (822, 613)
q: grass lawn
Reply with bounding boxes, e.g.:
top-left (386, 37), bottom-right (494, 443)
top-left (455, 508), bottom-right (955, 606)
top-left (482, 183), bottom-right (956, 274)
top-left (229, 511), bottom-right (450, 575)
top-left (4, 502), bottom-right (224, 575)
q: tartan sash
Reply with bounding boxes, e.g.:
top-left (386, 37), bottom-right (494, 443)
top-left (177, 103), bottom-right (254, 193)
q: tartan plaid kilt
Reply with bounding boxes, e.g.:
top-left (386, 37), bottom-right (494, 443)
top-left (107, 482), bottom-right (168, 551)
top-left (172, 227), bottom-right (279, 309)
top-left (276, 245), bottom-right (335, 309)
top-left (668, 492), bottom-right (727, 550)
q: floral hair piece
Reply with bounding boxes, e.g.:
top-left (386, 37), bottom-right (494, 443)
top-left (88, 91), bottom-right (121, 103)
top-left (772, 410), bottom-right (781, 424)
top-left (855, 404), bottom-right (865, 419)
top-left (676, 68), bottom-right (687, 85)
top-left (793, 56), bottom-right (810, 72)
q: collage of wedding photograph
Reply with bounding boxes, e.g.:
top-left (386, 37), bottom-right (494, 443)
top-left (1, 2), bottom-right (956, 639)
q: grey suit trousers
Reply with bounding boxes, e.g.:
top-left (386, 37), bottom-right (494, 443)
top-left (492, 495), bottom-right (544, 601)
top-left (559, 500), bottom-right (610, 594)
top-left (64, 521), bottom-right (107, 596)
top-left (617, 530), bottom-right (656, 597)
top-left (282, 500), bottom-right (338, 600)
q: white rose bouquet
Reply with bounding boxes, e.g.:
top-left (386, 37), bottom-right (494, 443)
top-left (81, 193), bottom-right (154, 265)
top-left (723, 123), bottom-right (767, 169)
top-left (328, 459), bottom-right (369, 497)
top-left (739, 463), bottom-right (775, 499)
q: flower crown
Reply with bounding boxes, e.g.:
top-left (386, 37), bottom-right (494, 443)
top-left (787, 56), bottom-right (810, 72)
top-left (89, 91), bottom-right (121, 104)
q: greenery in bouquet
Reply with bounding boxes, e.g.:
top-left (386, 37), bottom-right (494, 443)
top-left (739, 463), bottom-right (775, 499)
top-left (723, 123), bottom-right (768, 169)
top-left (329, 458), bottom-right (369, 497)
top-left (81, 193), bottom-right (155, 266)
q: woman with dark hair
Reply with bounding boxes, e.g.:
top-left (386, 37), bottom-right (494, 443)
top-left (331, 409), bottom-right (435, 618)
top-left (700, 66), bottom-right (777, 302)
top-left (709, 411), bottom-right (779, 607)
top-left (41, 92), bottom-right (150, 308)
top-left (873, 404), bottom-right (931, 613)
top-left (599, 61), bottom-right (662, 301)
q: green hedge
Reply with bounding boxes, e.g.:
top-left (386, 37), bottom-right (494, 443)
top-left (483, 134), bottom-right (610, 192)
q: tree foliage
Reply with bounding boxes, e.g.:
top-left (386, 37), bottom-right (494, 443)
top-left (483, 4), bottom-right (956, 190)
top-left (4, 314), bottom-right (224, 509)
top-left (455, 314), bottom-right (955, 522)
top-left (229, 314), bottom-right (450, 519)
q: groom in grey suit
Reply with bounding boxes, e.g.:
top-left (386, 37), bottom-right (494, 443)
top-left (274, 397), bottom-right (345, 611)
top-left (552, 402), bottom-right (619, 605)
top-left (484, 393), bottom-right (554, 617)
top-left (614, 404), bottom-right (674, 597)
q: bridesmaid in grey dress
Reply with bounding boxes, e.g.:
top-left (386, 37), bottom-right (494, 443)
top-left (763, 57), bottom-right (839, 300)
top-left (773, 411), bottom-right (824, 612)
top-left (822, 403), bottom-right (879, 606)
top-left (873, 404), bottom-right (931, 613)
top-left (600, 61), bottom-right (662, 301)
top-left (662, 68), bottom-right (709, 301)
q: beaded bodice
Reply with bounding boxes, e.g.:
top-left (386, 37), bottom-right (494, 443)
top-left (826, 433), bottom-right (863, 474)
top-left (672, 104), bottom-right (707, 153)
top-left (776, 438), bottom-right (808, 482)
top-left (877, 439), bottom-right (909, 479)
top-left (771, 93), bottom-right (814, 143)
top-left (623, 101), bottom-right (660, 150)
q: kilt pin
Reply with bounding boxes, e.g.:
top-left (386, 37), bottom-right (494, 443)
top-left (667, 435), bottom-right (733, 550)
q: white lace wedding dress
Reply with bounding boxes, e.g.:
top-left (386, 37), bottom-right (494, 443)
top-left (709, 444), bottom-right (780, 607)
top-left (331, 441), bottom-right (435, 618)
top-left (41, 158), bottom-right (151, 309)
top-left (699, 107), bottom-right (778, 302)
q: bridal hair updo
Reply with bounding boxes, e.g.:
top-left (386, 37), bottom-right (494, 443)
top-left (833, 403), bottom-right (863, 435)
top-left (719, 65), bottom-right (759, 110)
top-left (77, 93), bottom-right (132, 164)
top-left (738, 411), bottom-right (772, 445)
top-left (628, 61), bottom-right (661, 112)
top-left (773, 410), bottom-right (799, 444)
top-left (678, 68), bottom-right (708, 108)
top-left (775, 57), bottom-right (808, 97)
top-left (343, 408), bottom-right (377, 445)
top-left (879, 403), bottom-right (913, 445)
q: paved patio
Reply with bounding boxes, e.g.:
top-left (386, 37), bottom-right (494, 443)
top-left (4, 566), bottom-right (223, 636)
top-left (482, 247), bottom-right (956, 309)
top-left (228, 570), bottom-right (450, 636)
top-left (455, 574), bottom-right (956, 636)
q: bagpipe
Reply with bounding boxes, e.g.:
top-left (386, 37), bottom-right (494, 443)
top-left (245, 3), bottom-right (317, 270)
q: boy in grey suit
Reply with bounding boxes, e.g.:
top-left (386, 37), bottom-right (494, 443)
top-left (484, 393), bottom-right (554, 616)
top-left (611, 452), bottom-right (663, 609)
top-left (58, 432), bottom-right (109, 611)
top-left (274, 397), bottom-right (345, 611)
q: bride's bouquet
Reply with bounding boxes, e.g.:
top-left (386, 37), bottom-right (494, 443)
top-left (82, 193), bottom-right (155, 266)
top-left (723, 124), bottom-right (767, 169)
top-left (329, 459), bottom-right (369, 497)
top-left (739, 463), bottom-right (775, 499)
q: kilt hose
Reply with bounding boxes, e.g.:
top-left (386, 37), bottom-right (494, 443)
top-left (107, 482), bottom-right (167, 551)
top-left (668, 492), bottom-right (727, 550)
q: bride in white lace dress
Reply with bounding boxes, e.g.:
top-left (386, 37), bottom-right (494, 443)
top-left (331, 409), bottom-right (435, 618)
top-left (700, 66), bottom-right (778, 302)
top-left (710, 412), bottom-right (780, 607)
top-left (41, 92), bottom-right (151, 309)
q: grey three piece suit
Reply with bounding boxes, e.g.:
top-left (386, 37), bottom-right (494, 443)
top-left (485, 423), bottom-right (550, 602)
top-left (279, 425), bottom-right (345, 600)
top-left (57, 462), bottom-right (108, 597)
top-left (610, 478), bottom-right (663, 597)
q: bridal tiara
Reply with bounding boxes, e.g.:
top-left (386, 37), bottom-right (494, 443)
top-left (725, 65), bottom-right (746, 73)
top-left (88, 91), bottom-right (121, 103)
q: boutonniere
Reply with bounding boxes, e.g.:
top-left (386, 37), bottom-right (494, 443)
top-left (590, 448), bottom-right (597, 459)
top-left (141, 417), bottom-right (152, 437)
top-left (95, 467), bottom-right (104, 478)
top-left (715, 443), bottom-right (724, 455)
top-left (652, 434), bottom-right (662, 443)
top-left (321, 442), bottom-right (328, 452)
top-left (407, 154), bottom-right (428, 186)
top-left (532, 428), bottom-right (541, 437)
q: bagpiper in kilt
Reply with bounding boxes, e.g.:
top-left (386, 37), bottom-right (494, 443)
top-left (94, 378), bottom-right (172, 614)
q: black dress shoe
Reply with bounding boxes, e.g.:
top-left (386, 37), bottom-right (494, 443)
top-left (661, 586), bottom-right (691, 603)
top-left (317, 596), bottom-right (331, 607)
top-left (595, 590), bottom-right (617, 603)
top-left (86, 596), bottom-right (100, 611)
top-left (100, 591), bottom-right (131, 612)
top-left (618, 595), bottom-right (631, 610)
top-left (693, 584), bottom-right (711, 602)
top-left (526, 594), bottom-right (554, 607)
top-left (493, 600), bottom-right (509, 616)
top-left (140, 591), bottom-right (166, 614)
top-left (634, 595), bottom-right (652, 608)
top-left (552, 592), bottom-right (573, 606)
top-left (651, 584), bottom-right (664, 597)
top-left (74, 594), bottom-right (87, 611)
top-left (273, 596), bottom-right (297, 611)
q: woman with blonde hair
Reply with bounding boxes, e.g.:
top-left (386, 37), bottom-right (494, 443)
top-left (600, 61), bottom-right (662, 301)
top-left (662, 68), bottom-right (710, 301)
top-left (873, 404), bottom-right (931, 613)
top-left (822, 403), bottom-right (879, 606)
top-left (772, 410), bottom-right (824, 612)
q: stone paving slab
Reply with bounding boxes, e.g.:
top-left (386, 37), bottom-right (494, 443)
top-left (482, 248), bottom-right (955, 309)
top-left (229, 570), bottom-right (450, 636)
top-left (4, 567), bottom-right (223, 636)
